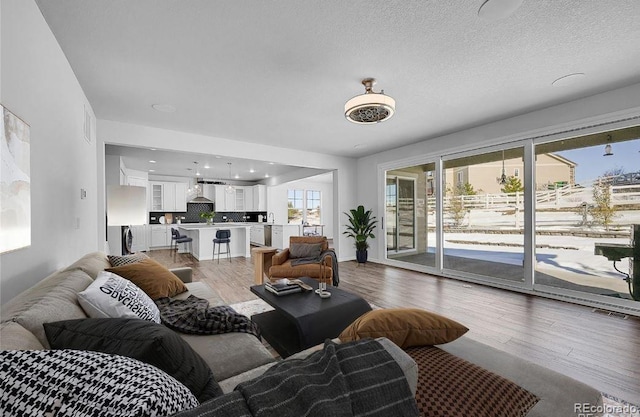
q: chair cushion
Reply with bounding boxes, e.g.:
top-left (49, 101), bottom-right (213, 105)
top-left (289, 236), bottom-right (328, 251)
top-left (105, 258), bottom-right (188, 300)
top-left (269, 260), bottom-right (332, 279)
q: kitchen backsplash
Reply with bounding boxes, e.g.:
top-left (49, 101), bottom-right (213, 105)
top-left (150, 204), bottom-right (267, 224)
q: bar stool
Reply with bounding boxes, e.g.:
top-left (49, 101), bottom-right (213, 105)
top-left (212, 229), bottom-right (231, 263)
top-left (171, 228), bottom-right (193, 259)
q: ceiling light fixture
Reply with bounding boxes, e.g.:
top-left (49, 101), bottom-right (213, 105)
top-left (345, 78), bottom-right (395, 124)
top-left (149, 160), bottom-right (156, 163)
top-left (225, 163), bottom-right (235, 194)
top-left (477, 0), bottom-right (523, 20)
top-left (151, 104), bottom-right (176, 113)
top-left (498, 150), bottom-right (508, 185)
top-left (604, 135), bottom-right (614, 156)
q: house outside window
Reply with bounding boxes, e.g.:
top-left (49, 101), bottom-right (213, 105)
top-left (514, 168), bottom-right (520, 177)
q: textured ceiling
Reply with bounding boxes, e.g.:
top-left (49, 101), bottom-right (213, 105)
top-left (36, 0), bottom-right (640, 171)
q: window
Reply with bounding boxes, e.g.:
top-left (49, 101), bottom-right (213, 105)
top-left (288, 189), bottom-right (321, 224)
top-left (305, 190), bottom-right (321, 224)
top-left (456, 171), bottom-right (464, 185)
top-left (287, 189), bottom-right (303, 223)
top-left (514, 168), bottom-right (520, 177)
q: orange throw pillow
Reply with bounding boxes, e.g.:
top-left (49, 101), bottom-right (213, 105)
top-left (106, 258), bottom-right (188, 300)
top-left (339, 308), bottom-right (468, 348)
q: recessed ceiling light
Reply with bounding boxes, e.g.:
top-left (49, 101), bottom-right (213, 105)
top-left (235, 175), bottom-right (240, 179)
top-left (150, 148), bottom-right (157, 151)
top-left (149, 169), bottom-right (155, 172)
top-left (204, 165), bottom-right (210, 169)
top-left (478, 0), bottom-right (523, 20)
top-left (215, 155), bottom-right (222, 159)
top-left (149, 160), bottom-right (156, 163)
top-left (551, 73), bottom-right (586, 87)
top-left (249, 169), bottom-right (255, 173)
top-left (265, 174), bottom-right (270, 178)
top-left (151, 104), bottom-right (176, 113)
top-left (268, 162), bottom-right (275, 165)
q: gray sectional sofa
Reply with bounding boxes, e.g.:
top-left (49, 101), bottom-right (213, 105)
top-left (0, 252), bottom-right (418, 414)
top-left (1, 252), bottom-right (604, 417)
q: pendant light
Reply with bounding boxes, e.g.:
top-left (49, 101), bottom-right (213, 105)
top-left (225, 163), bottom-right (235, 194)
top-left (498, 150), bottom-right (508, 185)
top-left (603, 135), bottom-right (614, 156)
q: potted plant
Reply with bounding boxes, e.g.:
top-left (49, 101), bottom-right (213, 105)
top-left (343, 205), bottom-right (378, 263)
top-left (199, 211), bottom-right (216, 225)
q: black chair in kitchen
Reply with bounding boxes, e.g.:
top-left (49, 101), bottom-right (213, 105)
top-left (212, 229), bottom-right (231, 263)
top-left (171, 228), bottom-right (193, 259)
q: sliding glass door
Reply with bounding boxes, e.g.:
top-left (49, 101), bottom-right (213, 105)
top-left (386, 163), bottom-right (436, 268)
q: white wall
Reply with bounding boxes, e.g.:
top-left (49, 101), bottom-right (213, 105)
top-left (97, 120), bottom-right (358, 260)
top-left (267, 174), bottom-right (334, 239)
top-left (358, 83), bottom-right (640, 262)
top-left (1, 0), bottom-right (98, 304)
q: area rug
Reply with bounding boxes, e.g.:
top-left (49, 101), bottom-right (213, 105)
top-left (229, 300), bottom-right (639, 417)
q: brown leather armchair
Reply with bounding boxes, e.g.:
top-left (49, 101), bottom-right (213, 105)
top-left (268, 236), bottom-right (333, 283)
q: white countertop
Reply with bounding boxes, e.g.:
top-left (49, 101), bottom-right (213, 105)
top-left (177, 223), bottom-right (254, 230)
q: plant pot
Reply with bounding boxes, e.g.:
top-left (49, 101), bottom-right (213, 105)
top-left (356, 249), bottom-right (368, 263)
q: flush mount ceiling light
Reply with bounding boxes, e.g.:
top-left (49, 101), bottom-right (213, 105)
top-left (478, 0), bottom-right (523, 20)
top-left (345, 78), bottom-right (395, 124)
top-left (151, 104), bottom-right (176, 113)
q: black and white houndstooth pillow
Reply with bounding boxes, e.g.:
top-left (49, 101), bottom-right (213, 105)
top-left (1, 349), bottom-right (199, 417)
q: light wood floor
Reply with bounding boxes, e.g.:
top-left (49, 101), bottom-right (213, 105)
top-left (149, 249), bottom-right (640, 405)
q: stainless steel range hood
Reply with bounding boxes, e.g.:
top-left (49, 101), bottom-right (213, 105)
top-left (189, 196), bottom-right (213, 203)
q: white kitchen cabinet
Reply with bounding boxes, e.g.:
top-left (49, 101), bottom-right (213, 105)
top-left (174, 183), bottom-right (187, 211)
top-left (252, 185), bottom-right (266, 211)
top-left (149, 182), bottom-right (188, 211)
top-left (271, 224), bottom-right (301, 250)
top-left (250, 225), bottom-right (265, 246)
top-left (214, 185), bottom-right (236, 211)
top-left (150, 225), bottom-right (171, 248)
top-left (235, 187), bottom-right (245, 210)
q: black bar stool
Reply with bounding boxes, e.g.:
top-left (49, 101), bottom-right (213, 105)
top-left (171, 228), bottom-right (193, 259)
top-left (212, 229), bottom-right (231, 263)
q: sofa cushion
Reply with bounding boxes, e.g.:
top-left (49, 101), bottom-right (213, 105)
top-left (339, 308), bottom-right (468, 348)
top-left (174, 281), bottom-right (226, 306)
top-left (289, 242), bottom-right (323, 259)
top-left (105, 258), bottom-right (188, 300)
top-left (0, 321), bottom-right (45, 350)
top-left (77, 271), bottom-right (161, 323)
top-left (44, 318), bottom-right (223, 403)
top-left (107, 252), bottom-right (149, 267)
top-left (0, 349), bottom-right (198, 416)
top-left (1, 269), bottom-right (93, 348)
top-left (180, 331), bottom-right (276, 381)
top-left (63, 251), bottom-right (111, 279)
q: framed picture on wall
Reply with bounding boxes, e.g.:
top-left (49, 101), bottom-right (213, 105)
top-left (1, 104), bottom-right (31, 253)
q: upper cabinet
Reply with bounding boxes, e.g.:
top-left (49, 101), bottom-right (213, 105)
top-left (149, 181), bottom-right (188, 212)
top-left (213, 184), bottom-right (267, 211)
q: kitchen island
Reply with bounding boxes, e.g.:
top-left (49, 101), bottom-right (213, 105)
top-left (177, 223), bottom-right (252, 261)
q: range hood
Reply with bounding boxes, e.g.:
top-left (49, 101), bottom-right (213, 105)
top-left (189, 196), bottom-right (213, 203)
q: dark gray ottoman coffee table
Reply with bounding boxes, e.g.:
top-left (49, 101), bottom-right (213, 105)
top-left (250, 277), bottom-right (371, 358)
